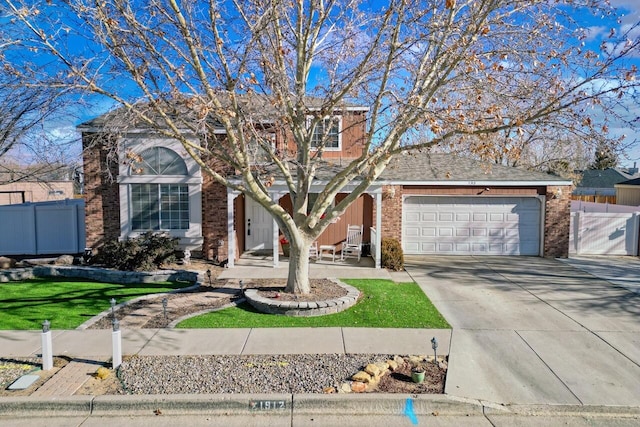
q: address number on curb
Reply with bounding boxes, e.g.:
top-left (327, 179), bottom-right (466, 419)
top-left (249, 400), bottom-right (287, 410)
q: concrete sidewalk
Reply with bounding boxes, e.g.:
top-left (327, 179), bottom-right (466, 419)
top-left (0, 327), bottom-right (451, 360)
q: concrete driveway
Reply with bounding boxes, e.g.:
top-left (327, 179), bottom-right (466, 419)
top-left (405, 256), bottom-right (640, 406)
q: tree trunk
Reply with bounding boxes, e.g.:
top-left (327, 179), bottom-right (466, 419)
top-left (285, 240), bottom-right (311, 294)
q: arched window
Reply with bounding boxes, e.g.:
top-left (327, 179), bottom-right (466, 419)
top-left (130, 147), bottom-right (188, 176)
top-left (129, 147), bottom-right (190, 231)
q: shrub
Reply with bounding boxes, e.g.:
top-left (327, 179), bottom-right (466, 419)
top-left (381, 237), bottom-right (404, 271)
top-left (93, 232), bottom-right (179, 271)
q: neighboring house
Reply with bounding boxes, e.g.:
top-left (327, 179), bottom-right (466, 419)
top-left (614, 178), bottom-right (640, 206)
top-left (0, 181), bottom-right (75, 205)
top-left (573, 167), bottom-right (639, 202)
top-left (80, 104), bottom-right (572, 268)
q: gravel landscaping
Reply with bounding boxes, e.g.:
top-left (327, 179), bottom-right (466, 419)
top-left (116, 353), bottom-right (446, 395)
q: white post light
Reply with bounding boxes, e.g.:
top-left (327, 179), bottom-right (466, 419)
top-left (41, 320), bottom-right (53, 371)
top-left (112, 318), bottom-right (122, 369)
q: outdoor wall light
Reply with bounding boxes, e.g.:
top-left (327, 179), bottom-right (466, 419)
top-left (83, 248), bottom-right (93, 264)
top-left (42, 320), bottom-right (50, 333)
top-left (431, 336), bottom-right (438, 363)
top-left (552, 188), bottom-right (563, 199)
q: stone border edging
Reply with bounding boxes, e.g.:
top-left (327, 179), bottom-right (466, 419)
top-left (32, 265), bottom-right (199, 284)
top-left (0, 267), bottom-right (36, 282)
top-left (167, 298), bottom-right (247, 328)
top-left (244, 278), bottom-right (359, 317)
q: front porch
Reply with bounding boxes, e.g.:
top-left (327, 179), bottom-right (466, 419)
top-left (224, 185), bottom-right (384, 269)
top-left (218, 252), bottom-right (410, 282)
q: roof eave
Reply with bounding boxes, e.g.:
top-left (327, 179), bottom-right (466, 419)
top-left (377, 180), bottom-right (573, 186)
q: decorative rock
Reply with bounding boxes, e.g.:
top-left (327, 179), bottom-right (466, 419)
top-left (387, 360), bottom-right (399, 371)
top-left (393, 355), bottom-right (405, 366)
top-left (55, 255), bottom-right (75, 266)
top-left (364, 363), bottom-right (381, 377)
top-left (438, 361), bottom-right (448, 370)
top-left (352, 371), bottom-right (372, 383)
top-left (323, 386), bottom-right (336, 394)
top-left (408, 356), bottom-right (423, 366)
top-left (339, 382), bottom-right (352, 393)
top-left (96, 367), bottom-right (110, 379)
top-left (375, 362), bottom-right (389, 372)
top-left (0, 256), bottom-right (16, 269)
top-left (351, 381), bottom-right (366, 393)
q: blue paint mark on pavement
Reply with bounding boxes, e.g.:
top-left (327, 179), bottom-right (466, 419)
top-left (404, 398), bottom-right (418, 425)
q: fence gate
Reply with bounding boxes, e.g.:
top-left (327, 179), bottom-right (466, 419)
top-left (570, 211), bottom-right (639, 256)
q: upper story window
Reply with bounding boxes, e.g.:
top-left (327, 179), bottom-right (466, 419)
top-left (310, 117), bottom-right (341, 150)
top-left (130, 146), bottom-right (188, 175)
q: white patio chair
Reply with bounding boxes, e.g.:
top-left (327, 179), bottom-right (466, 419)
top-left (341, 224), bottom-right (363, 262)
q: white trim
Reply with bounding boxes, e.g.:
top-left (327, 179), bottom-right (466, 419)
top-left (537, 195), bottom-right (546, 257)
top-left (118, 176), bottom-right (202, 184)
top-left (378, 180), bottom-right (572, 186)
top-left (227, 191), bottom-right (236, 268)
top-left (308, 115), bottom-right (342, 152)
top-left (375, 192), bottom-right (382, 269)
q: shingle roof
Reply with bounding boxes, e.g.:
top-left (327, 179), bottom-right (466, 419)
top-left (379, 152), bottom-right (567, 183)
top-left (616, 177), bottom-right (640, 186)
top-left (575, 168), bottom-right (631, 189)
top-left (78, 93), bottom-right (367, 129)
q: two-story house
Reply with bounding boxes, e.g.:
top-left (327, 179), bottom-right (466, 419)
top-left (80, 100), bottom-right (573, 269)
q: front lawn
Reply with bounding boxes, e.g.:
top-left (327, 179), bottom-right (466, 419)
top-left (0, 278), bottom-right (190, 330)
top-left (177, 279), bottom-right (450, 329)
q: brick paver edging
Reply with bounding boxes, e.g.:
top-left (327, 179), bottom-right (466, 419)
top-left (244, 278), bottom-right (359, 317)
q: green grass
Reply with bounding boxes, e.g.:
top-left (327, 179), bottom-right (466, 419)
top-left (0, 278), bottom-right (190, 330)
top-left (177, 279), bottom-right (450, 329)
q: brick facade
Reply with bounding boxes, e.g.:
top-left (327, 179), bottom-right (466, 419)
top-left (543, 185), bottom-right (572, 258)
top-left (201, 171), bottom-right (230, 261)
top-left (82, 133), bottom-right (120, 251)
top-left (378, 185), bottom-right (403, 242)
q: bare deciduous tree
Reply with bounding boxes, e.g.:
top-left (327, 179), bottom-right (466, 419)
top-left (2, 0), bottom-right (638, 293)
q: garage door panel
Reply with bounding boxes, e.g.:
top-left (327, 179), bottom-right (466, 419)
top-left (405, 212), bottom-right (421, 222)
top-left (421, 212), bottom-right (437, 221)
top-left (403, 196), bottom-right (541, 256)
top-left (489, 213), bottom-right (505, 222)
top-left (473, 213), bottom-right (487, 221)
top-left (405, 226), bottom-right (420, 237)
top-left (439, 227), bottom-right (453, 237)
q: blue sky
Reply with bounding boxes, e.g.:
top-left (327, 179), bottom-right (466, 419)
top-left (8, 0), bottom-right (639, 168)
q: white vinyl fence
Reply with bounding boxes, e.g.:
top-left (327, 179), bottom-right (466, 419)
top-left (0, 199), bottom-right (85, 256)
top-left (570, 210), bottom-right (640, 256)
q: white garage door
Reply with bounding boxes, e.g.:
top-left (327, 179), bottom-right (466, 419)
top-left (403, 196), bottom-right (541, 255)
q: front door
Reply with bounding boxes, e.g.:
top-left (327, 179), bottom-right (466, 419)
top-left (245, 197), bottom-right (274, 251)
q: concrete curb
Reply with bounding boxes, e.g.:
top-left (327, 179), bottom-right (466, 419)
top-left (0, 396), bottom-right (93, 416)
top-left (1, 393), bottom-right (640, 418)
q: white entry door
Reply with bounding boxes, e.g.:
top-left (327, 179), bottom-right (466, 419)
top-left (245, 197), bottom-right (273, 250)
